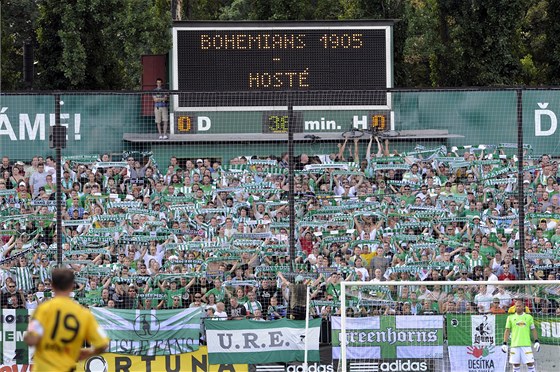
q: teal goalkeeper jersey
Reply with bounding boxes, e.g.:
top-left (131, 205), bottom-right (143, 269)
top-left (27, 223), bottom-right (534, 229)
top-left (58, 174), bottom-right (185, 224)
top-left (505, 312), bottom-right (534, 347)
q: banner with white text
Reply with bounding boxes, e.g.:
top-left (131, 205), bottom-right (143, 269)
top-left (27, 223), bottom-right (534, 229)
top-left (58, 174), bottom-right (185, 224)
top-left (205, 318), bottom-right (321, 365)
top-left (90, 307), bottom-right (202, 356)
top-left (0, 309), bottom-right (34, 367)
top-left (533, 315), bottom-right (560, 345)
top-left (331, 315), bottom-right (444, 360)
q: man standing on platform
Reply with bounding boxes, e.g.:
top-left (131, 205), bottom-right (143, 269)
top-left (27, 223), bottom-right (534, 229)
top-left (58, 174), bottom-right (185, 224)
top-left (153, 77), bottom-right (169, 140)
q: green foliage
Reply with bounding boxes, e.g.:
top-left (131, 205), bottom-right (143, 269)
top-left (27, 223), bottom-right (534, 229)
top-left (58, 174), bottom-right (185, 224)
top-left (0, 0), bottom-right (38, 90)
top-left (518, 0), bottom-right (548, 85)
top-left (433, 0), bottom-right (524, 86)
top-left (190, 0), bottom-right (232, 19)
top-left (3, 0), bottom-right (560, 89)
top-left (401, 0), bottom-right (440, 86)
top-left (35, 0), bottom-right (171, 90)
top-left (545, 0), bottom-right (560, 84)
top-left (218, 0), bottom-right (253, 20)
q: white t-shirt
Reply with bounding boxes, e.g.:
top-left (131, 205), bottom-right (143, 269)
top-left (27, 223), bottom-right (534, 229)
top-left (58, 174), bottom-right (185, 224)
top-left (213, 310), bottom-right (228, 320)
top-left (486, 273), bottom-right (499, 294)
top-left (494, 291), bottom-right (512, 308)
top-left (354, 267), bottom-right (370, 281)
top-left (474, 292), bottom-right (494, 313)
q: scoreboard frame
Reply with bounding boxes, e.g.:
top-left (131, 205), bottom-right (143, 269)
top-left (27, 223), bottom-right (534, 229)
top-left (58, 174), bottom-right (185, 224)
top-left (171, 20), bottom-right (393, 112)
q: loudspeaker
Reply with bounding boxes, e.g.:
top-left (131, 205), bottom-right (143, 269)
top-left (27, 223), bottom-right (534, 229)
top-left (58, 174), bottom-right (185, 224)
top-left (49, 126), bottom-right (67, 149)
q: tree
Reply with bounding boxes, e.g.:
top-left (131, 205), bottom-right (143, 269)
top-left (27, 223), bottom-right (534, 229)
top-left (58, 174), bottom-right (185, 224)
top-left (340, 0), bottom-right (408, 86)
top-left (35, 0), bottom-right (171, 90)
top-left (433, 0), bottom-right (524, 86)
top-left (5, 0), bottom-right (558, 90)
top-left (400, 0), bottom-right (440, 86)
top-left (545, 0), bottom-right (560, 84)
top-left (0, 0), bottom-right (39, 90)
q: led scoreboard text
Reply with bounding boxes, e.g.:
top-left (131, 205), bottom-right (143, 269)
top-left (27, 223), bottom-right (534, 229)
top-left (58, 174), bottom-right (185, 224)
top-left (197, 32), bottom-right (365, 89)
top-left (174, 23), bottom-right (391, 97)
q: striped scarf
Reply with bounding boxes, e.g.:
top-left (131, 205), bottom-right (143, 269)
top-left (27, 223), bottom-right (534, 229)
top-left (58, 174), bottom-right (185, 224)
top-left (466, 257), bottom-right (484, 271)
top-left (11, 265), bottom-right (34, 292)
top-left (35, 264), bottom-right (52, 284)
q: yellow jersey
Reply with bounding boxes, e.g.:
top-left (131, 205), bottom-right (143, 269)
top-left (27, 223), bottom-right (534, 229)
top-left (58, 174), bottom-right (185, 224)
top-left (28, 296), bottom-right (109, 372)
top-left (507, 305), bottom-right (531, 314)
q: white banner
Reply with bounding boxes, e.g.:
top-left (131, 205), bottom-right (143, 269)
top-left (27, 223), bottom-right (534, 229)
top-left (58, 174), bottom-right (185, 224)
top-left (471, 315), bottom-right (497, 346)
top-left (205, 318), bottom-right (321, 365)
top-left (448, 346), bottom-right (507, 372)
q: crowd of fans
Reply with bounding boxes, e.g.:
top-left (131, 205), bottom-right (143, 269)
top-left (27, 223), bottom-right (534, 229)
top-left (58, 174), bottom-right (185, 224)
top-left (1, 137), bottom-right (559, 322)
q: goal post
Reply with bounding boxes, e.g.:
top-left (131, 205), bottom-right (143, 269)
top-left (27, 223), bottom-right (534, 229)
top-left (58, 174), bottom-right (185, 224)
top-left (338, 280), bottom-right (560, 372)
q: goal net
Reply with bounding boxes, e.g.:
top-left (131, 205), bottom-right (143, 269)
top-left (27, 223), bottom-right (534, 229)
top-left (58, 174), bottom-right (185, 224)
top-left (337, 280), bottom-right (560, 372)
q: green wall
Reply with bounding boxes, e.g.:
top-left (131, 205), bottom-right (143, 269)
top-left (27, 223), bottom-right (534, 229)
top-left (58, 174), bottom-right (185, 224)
top-left (1, 90), bottom-right (559, 166)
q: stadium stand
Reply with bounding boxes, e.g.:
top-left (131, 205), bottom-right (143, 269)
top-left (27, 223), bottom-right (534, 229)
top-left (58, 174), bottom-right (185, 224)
top-left (1, 140), bottom-right (559, 324)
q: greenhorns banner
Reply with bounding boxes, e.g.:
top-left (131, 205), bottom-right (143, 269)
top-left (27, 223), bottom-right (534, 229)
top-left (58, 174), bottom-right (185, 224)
top-left (205, 318), bottom-right (321, 365)
top-left (90, 307), bottom-right (203, 356)
top-left (447, 314), bottom-right (507, 372)
top-left (0, 309), bottom-right (33, 367)
top-left (331, 316), bottom-right (444, 360)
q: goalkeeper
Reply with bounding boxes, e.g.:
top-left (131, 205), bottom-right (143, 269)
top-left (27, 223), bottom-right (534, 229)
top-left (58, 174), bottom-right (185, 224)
top-left (502, 298), bottom-right (540, 372)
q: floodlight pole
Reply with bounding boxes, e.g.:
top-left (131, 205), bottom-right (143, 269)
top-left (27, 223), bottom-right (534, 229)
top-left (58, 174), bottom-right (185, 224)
top-left (516, 89), bottom-right (525, 279)
top-left (53, 94), bottom-right (66, 267)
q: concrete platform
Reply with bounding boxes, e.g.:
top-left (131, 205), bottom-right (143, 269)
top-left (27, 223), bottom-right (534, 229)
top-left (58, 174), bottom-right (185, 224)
top-left (123, 130), bottom-right (463, 143)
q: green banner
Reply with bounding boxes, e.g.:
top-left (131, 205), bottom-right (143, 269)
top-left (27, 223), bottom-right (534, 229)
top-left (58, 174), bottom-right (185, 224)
top-left (90, 307), bottom-right (203, 356)
top-left (331, 316), bottom-right (444, 359)
top-left (205, 318), bottom-right (321, 365)
top-left (447, 314), bottom-right (559, 346)
top-left (447, 314), bottom-right (507, 346)
top-left (447, 314), bottom-right (508, 372)
top-left (534, 316), bottom-right (560, 345)
top-left (523, 90), bottom-right (560, 155)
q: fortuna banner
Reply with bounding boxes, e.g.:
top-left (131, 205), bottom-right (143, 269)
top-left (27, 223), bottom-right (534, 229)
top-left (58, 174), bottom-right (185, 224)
top-left (331, 316), bottom-right (444, 360)
top-left (90, 307), bottom-right (203, 356)
top-left (205, 318), bottom-right (321, 365)
top-left (447, 314), bottom-right (507, 372)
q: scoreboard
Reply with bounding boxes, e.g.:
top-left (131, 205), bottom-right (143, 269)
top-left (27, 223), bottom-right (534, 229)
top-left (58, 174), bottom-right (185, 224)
top-left (172, 21), bottom-right (393, 110)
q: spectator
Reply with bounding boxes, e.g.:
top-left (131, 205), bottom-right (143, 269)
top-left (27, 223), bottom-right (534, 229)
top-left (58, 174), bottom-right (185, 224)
top-left (278, 273), bottom-right (307, 320)
top-left (153, 78), bottom-right (169, 139)
top-left (213, 302), bottom-right (228, 320)
top-left (28, 162), bottom-right (48, 197)
top-left (228, 296), bottom-right (247, 319)
top-left (244, 291), bottom-right (262, 318)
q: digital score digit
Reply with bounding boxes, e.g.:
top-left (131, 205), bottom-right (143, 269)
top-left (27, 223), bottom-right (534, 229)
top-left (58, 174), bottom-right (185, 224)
top-left (369, 111), bottom-right (391, 132)
top-left (319, 33), bottom-right (363, 49)
top-left (175, 115), bottom-right (197, 133)
top-left (261, 112), bottom-right (304, 134)
top-left (267, 115), bottom-right (289, 133)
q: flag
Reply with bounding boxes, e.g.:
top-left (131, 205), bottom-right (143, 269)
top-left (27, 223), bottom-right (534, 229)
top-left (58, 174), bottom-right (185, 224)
top-left (534, 315), bottom-right (560, 344)
top-left (205, 318), bottom-right (321, 365)
top-left (0, 309), bottom-right (34, 367)
top-left (331, 315), bottom-right (444, 360)
top-left (90, 307), bottom-right (202, 356)
top-left (447, 314), bottom-right (507, 372)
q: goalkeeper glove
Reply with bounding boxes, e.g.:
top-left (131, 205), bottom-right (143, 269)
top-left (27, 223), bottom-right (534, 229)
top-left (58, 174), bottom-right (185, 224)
top-left (534, 340), bottom-right (540, 352)
top-left (501, 343), bottom-right (508, 353)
